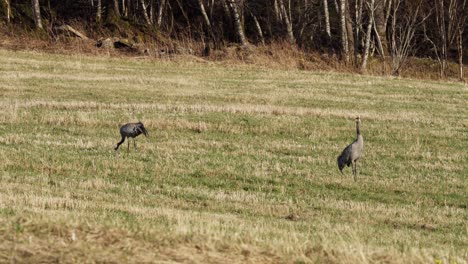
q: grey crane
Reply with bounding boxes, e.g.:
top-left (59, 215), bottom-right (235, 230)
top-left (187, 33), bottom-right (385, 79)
top-left (337, 116), bottom-right (364, 180)
top-left (114, 122), bottom-right (148, 151)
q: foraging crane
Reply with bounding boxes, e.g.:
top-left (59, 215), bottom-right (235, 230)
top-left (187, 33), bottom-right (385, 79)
top-left (337, 116), bottom-right (364, 181)
top-left (114, 122), bottom-right (148, 151)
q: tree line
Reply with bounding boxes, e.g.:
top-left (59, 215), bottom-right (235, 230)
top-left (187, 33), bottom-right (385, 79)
top-left (1, 0), bottom-right (467, 79)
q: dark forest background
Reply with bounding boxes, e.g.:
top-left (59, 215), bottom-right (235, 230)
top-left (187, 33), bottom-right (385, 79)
top-left (0, 0), bottom-right (467, 79)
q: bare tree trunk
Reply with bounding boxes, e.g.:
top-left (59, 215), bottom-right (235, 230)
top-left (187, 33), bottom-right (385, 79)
top-left (373, 17), bottom-right (385, 57)
top-left (228, 0), bottom-right (248, 46)
top-left (174, 0), bottom-right (191, 36)
top-left (157, 0), bottom-right (166, 27)
top-left (389, 0), bottom-right (422, 75)
top-left (113, 0), bottom-right (121, 17)
top-left (97, 0), bottom-right (102, 23)
top-left (4, 0), bottom-right (10, 23)
top-left (436, 0), bottom-right (447, 77)
top-left (221, 0), bottom-right (232, 20)
top-left (210, 0), bottom-right (214, 18)
top-left (447, 0), bottom-right (457, 44)
top-left (456, 0), bottom-right (467, 81)
top-left (122, 0), bottom-right (126, 17)
top-left (31, 0), bottom-right (43, 30)
top-left (274, 0), bottom-right (283, 22)
top-left (361, 0), bottom-right (375, 72)
top-left (374, 0), bottom-right (387, 55)
top-left (198, 0), bottom-right (217, 45)
top-left (384, 0), bottom-right (392, 26)
top-left (279, 0), bottom-right (296, 44)
top-left (354, 0), bottom-right (363, 65)
top-left (323, 0), bottom-right (332, 53)
top-left (457, 27), bottom-right (464, 81)
top-left (150, 0), bottom-right (154, 24)
top-left (140, 0), bottom-right (152, 25)
top-left (340, 0), bottom-right (349, 63)
top-left (251, 11), bottom-right (265, 45)
top-left (167, 0), bottom-right (174, 34)
top-left (345, 0), bottom-right (355, 65)
top-left (199, 0), bottom-right (212, 32)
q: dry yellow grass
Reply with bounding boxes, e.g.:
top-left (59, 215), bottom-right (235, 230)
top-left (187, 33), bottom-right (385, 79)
top-left (0, 49), bottom-right (466, 263)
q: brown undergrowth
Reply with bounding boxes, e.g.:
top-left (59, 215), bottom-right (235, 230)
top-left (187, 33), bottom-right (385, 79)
top-left (0, 21), bottom-right (466, 82)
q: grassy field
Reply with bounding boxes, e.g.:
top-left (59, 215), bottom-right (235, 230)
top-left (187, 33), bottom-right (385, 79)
top-left (0, 49), bottom-right (466, 263)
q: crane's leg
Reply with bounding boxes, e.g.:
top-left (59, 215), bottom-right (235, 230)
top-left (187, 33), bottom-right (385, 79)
top-left (133, 138), bottom-right (137, 150)
top-left (115, 136), bottom-right (125, 151)
top-left (354, 161), bottom-right (358, 181)
top-left (352, 161), bottom-right (356, 181)
top-left (127, 139), bottom-right (130, 152)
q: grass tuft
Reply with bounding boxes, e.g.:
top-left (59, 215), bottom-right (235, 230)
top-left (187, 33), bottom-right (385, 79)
top-left (0, 49), bottom-right (466, 263)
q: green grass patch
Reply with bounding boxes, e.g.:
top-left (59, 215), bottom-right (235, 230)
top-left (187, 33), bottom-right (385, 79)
top-left (0, 49), bottom-right (466, 263)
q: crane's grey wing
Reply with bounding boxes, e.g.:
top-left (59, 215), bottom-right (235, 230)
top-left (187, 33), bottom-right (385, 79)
top-left (136, 125), bottom-right (148, 136)
top-left (120, 124), bottom-right (132, 134)
top-left (337, 143), bottom-right (353, 171)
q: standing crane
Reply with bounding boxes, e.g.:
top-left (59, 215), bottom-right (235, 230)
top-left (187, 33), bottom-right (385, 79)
top-left (114, 122), bottom-right (148, 152)
top-left (337, 116), bottom-right (364, 181)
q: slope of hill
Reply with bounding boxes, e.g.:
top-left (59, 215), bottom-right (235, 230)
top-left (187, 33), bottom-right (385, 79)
top-left (0, 49), bottom-right (466, 263)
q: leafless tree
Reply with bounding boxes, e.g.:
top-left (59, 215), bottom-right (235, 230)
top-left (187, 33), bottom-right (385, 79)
top-left (140, 0), bottom-right (152, 25)
top-left (249, 9), bottom-right (265, 45)
top-left (121, 0), bottom-right (127, 17)
top-left (424, 0), bottom-right (466, 79)
top-left (174, 0), bottom-right (191, 36)
top-left (199, 0), bottom-right (218, 46)
top-left (157, 0), bottom-right (166, 27)
top-left (96, 0), bottom-right (102, 23)
top-left (3, 0), bottom-right (462, 79)
top-left (445, 0), bottom-right (466, 80)
top-left (228, 0), bottom-right (249, 46)
top-left (454, 0), bottom-right (467, 80)
top-left (361, 0), bottom-right (375, 72)
top-left (436, 0), bottom-right (448, 77)
top-left (345, 0), bottom-right (355, 64)
top-left (31, 0), bottom-right (43, 29)
top-left (340, 0), bottom-right (349, 63)
top-left (323, 0), bottom-right (332, 52)
top-left (374, 0), bottom-right (387, 55)
top-left (279, 0), bottom-right (296, 44)
top-left (113, 0), bottom-right (120, 17)
top-left (389, 0), bottom-right (425, 75)
top-left (221, 0), bottom-right (232, 20)
top-left (199, 0), bottom-right (212, 32)
top-left (457, 26), bottom-right (464, 80)
top-left (4, 0), bottom-right (10, 23)
top-left (274, 0), bottom-right (282, 22)
top-left (354, 0), bottom-right (364, 65)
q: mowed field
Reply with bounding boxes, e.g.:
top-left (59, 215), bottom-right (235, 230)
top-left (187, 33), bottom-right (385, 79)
top-left (0, 49), bottom-right (466, 263)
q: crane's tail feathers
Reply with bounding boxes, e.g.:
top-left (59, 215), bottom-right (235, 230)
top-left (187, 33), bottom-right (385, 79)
top-left (137, 126), bottom-right (149, 137)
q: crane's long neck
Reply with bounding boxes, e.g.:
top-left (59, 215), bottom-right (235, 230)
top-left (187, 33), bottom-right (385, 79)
top-left (356, 121), bottom-right (361, 136)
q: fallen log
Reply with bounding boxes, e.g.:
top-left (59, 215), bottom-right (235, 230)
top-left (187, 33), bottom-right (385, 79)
top-left (55, 25), bottom-right (89, 40)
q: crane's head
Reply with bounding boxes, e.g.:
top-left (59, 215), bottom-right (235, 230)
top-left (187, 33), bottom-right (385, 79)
top-left (355, 116), bottom-right (361, 123)
top-left (137, 122), bottom-right (149, 137)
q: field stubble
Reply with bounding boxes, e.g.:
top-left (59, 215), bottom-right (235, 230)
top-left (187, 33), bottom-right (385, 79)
top-left (0, 49), bottom-right (466, 263)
